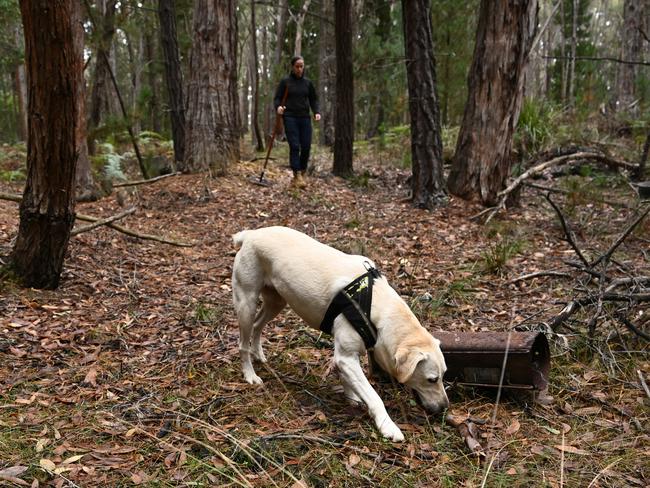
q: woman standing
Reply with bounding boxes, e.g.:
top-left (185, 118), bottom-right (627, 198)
top-left (274, 56), bottom-right (321, 188)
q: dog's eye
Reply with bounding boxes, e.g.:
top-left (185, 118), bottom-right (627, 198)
top-left (427, 377), bottom-right (439, 384)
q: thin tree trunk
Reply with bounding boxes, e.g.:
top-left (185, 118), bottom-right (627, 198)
top-left (13, 27), bottom-right (27, 141)
top-left (293, 0), bottom-right (312, 56)
top-left (145, 32), bottom-right (161, 133)
top-left (568, 0), bottom-right (577, 107)
top-left (11, 0), bottom-right (82, 289)
top-left (87, 0), bottom-right (118, 156)
top-left (158, 0), bottom-right (186, 164)
top-left (333, 0), bottom-right (354, 177)
top-left (447, 0), bottom-right (538, 206)
top-left (616, 0), bottom-right (646, 113)
top-left (184, 0), bottom-right (239, 174)
top-left (402, 0), bottom-right (446, 209)
top-left (318, 0), bottom-right (334, 146)
top-left (266, 0), bottom-right (289, 139)
top-left (73, 2), bottom-right (97, 201)
top-left (250, 0), bottom-right (264, 151)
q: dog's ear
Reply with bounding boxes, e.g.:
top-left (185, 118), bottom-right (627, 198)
top-left (394, 348), bottom-right (425, 383)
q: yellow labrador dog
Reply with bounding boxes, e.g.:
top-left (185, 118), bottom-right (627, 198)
top-left (232, 226), bottom-right (448, 442)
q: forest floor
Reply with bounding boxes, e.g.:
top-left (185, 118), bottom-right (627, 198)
top-left (0, 140), bottom-right (648, 487)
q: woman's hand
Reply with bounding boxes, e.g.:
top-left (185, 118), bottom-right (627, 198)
top-left (314, 113), bottom-right (321, 121)
top-left (277, 106), bottom-right (285, 115)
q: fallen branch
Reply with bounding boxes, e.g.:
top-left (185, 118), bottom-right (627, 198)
top-left (113, 172), bottom-right (181, 188)
top-left (545, 194), bottom-right (590, 267)
top-left (508, 270), bottom-right (572, 284)
top-left (0, 191), bottom-right (21, 203)
top-left (70, 207), bottom-right (136, 236)
top-left (616, 314), bottom-right (650, 342)
top-left (477, 149), bottom-right (638, 223)
top-left (75, 213), bottom-right (192, 247)
top-left (590, 205), bottom-right (650, 268)
top-left (0, 192), bottom-right (192, 247)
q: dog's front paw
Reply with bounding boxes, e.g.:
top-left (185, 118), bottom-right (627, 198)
top-left (244, 372), bottom-right (264, 385)
top-left (380, 421), bottom-right (405, 442)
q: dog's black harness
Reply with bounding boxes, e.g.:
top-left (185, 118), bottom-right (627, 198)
top-left (320, 263), bottom-right (381, 349)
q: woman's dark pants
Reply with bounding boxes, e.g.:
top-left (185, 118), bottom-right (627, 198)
top-left (283, 116), bottom-right (312, 173)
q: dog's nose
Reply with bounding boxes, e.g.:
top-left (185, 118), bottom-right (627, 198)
top-left (424, 402), bottom-right (446, 415)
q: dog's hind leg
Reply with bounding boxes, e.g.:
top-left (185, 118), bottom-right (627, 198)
top-left (233, 269), bottom-right (264, 385)
top-left (250, 287), bottom-right (286, 363)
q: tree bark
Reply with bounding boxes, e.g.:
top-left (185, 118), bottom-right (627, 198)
top-left (333, 0), bottom-right (354, 177)
top-left (158, 0), bottom-right (186, 164)
top-left (11, 0), bottom-right (82, 289)
top-left (402, 0), bottom-right (446, 209)
top-left (447, 0), bottom-right (538, 206)
top-left (184, 0), bottom-right (239, 174)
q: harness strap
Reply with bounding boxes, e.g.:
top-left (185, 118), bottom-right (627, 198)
top-left (320, 263), bottom-right (381, 349)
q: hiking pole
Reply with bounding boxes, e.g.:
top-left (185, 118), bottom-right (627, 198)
top-left (254, 85), bottom-right (289, 186)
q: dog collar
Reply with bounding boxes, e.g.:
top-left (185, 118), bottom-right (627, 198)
top-left (319, 263), bottom-right (381, 349)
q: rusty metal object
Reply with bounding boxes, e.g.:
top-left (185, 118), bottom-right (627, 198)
top-left (435, 331), bottom-right (550, 390)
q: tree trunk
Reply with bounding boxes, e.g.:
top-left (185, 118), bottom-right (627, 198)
top-left (616, 0), bottom-right (646, 113)
top-left (184, 0), bottom-right (239, 175)
top-left (266, 0), bottom-right (289, 139)
top-left (13, 27), bottom-right (28, 141)
top-left (447, 0), bottom-right (538, 207)
top-left (333, 0), bottom-right (354, 177)
top-left (250, 0), bottom-right (264, 151)
top-left (293, 0), bottom-right (312, 56)
top-left (158, 0), bottom-right (186, 164)
top-left (318, 0), bottom-right (335, 146)
top-left (73, 2), bottom-right (97, 201)
top-left (568, 0), bottom-right (577, 107)
top-left (145, 32), bottom-right (161, 134)
top-left (87, 0), bottom-right (118, 156)
top-left (402, 0), bottom-right (446, 209)
top-left (11, 0), bottom-right (82, 290)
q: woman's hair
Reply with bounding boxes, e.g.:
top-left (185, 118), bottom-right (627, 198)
top-left (290, 56), bottom-right (304, 66)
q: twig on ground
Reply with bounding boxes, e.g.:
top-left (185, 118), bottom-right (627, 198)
top-left (113, 171), bottom-right (181, 188)
top-left (545, 194), bottom-right (590, 267)
top-left (615, 314), bottom-right (650, 341)
top-left (75, 213), bottom-right (193, 247)
top-left (589, 204), bottom-right (650, 268)
top-left (637, 370), bottom-right (650, 399)
top-left (1, 191), bottom-right (192, 247)
top-left (508, 270), bottom-right (572, 284)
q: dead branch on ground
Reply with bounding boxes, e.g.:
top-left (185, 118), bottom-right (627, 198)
top-left (70, 207), bottom-right (136, 236)
top-left (475, 147), bottom-right (639, 224)
top-left (0, 192), bottom-right (193, 247)
top-left (113, 172), bottom-right (181, 188)
top-left (546, 197), bottom-right (650, 339)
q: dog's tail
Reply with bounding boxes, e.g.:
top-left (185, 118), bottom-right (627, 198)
top-left (232, 230), bottom-right (250, 250)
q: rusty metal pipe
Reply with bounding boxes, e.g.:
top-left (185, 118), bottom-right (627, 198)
top-left (434, 331), bottom-right (550, 390)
